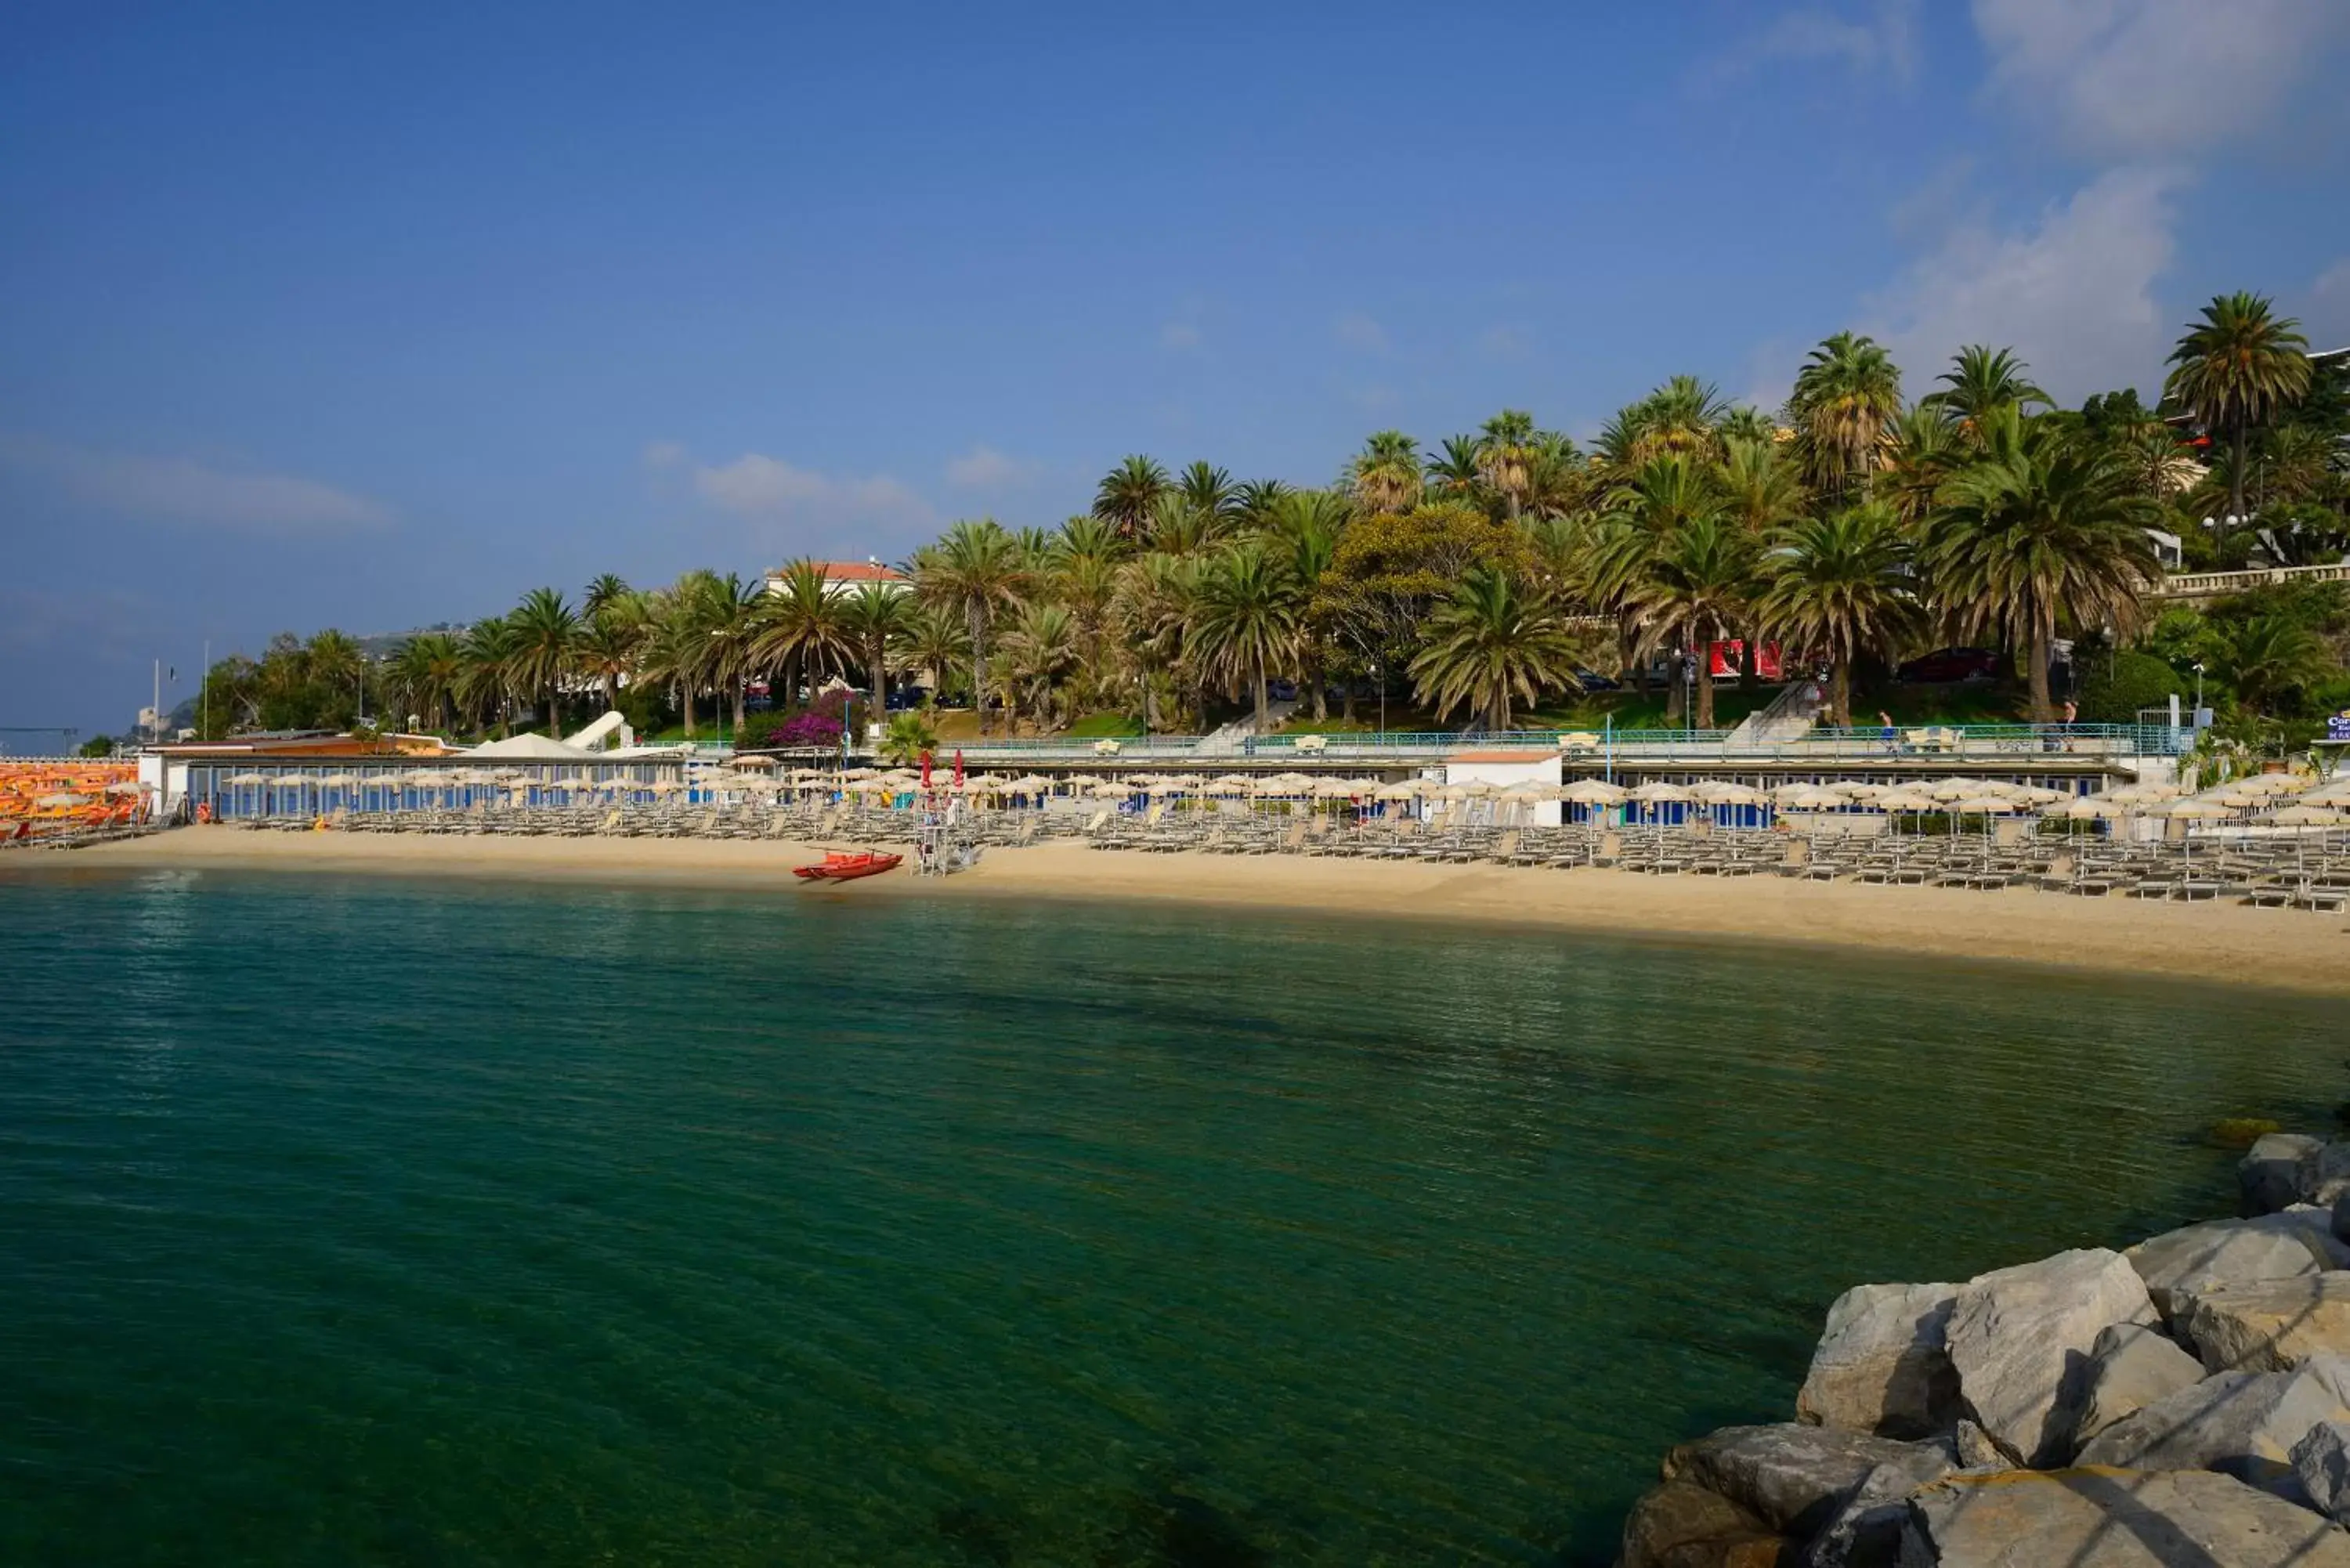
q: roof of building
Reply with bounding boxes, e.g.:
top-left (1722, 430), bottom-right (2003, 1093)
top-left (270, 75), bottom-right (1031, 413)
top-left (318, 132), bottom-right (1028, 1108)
top-left (146, 732), bottom-right (455, 759)
top-left (766, 559), bottom-right (907, 583)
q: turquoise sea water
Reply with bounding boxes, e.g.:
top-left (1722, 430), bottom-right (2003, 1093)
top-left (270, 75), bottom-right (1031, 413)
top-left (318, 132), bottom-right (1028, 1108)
top-left (0, 869), bottom-right (2337, 1566)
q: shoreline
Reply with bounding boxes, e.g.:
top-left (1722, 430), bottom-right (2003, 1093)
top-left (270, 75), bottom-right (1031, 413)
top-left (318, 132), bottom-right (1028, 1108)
top-left (16, 826), bottom-right (2349, 996)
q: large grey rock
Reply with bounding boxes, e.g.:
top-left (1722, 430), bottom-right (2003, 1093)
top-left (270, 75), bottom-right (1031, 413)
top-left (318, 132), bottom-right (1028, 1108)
top-left (1945, 1248), bottom-right (2158, 1467)
top-left (1804, 1452), bottom-right (1980, 1568)
top-left (1897, 1466), bottom-right (2350, 1567)
top-left (2304, 1142), bottom-right (2350, 1207)
top-left (2183, 1272), bottom-right (2350, 1372)
top-left (2295, 1420), bottom-right (2350, 1526)
top-left (2128, 1209), bottom-right (2350, 1316)
top-left (1662, 1423), bottom-right (1953, 1541)
top-left (2073, 1354), bottom-right (2350, 1495)
top-left (1620, 1479), bottom-right (1788, 1568)
top-left (1796, 1282), bottom-right (1960, 1440)
top-left (2242, 1133), bottom-right (2326, 1213)
top-left (2072, 1322), bottom-right (2207, 1444)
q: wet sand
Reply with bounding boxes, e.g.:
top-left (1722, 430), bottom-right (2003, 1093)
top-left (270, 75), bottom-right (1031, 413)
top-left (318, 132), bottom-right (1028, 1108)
top-left (26, 826), bottom-right (2349, 997)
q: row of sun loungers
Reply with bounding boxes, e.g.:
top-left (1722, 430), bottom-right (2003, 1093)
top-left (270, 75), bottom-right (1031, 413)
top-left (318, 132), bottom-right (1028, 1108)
top-left (212, 807), bottom-right (2350, 914)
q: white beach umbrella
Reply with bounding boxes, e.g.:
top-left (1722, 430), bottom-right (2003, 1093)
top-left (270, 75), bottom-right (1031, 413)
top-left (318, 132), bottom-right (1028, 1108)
top-left (2271, 805), bottom-right (2345, 826)
top-left (1627, 780), bottom-right (1689, 802)
top-left (1783, 788), bottom-right (1846, 811)
top-left (1374, 780), bottom-right (1423, 801)
top-left (2066, 798), bottom-right (2131, 820)
top-left (2166, 798), bottom-right (2228, 819)
top-left (1875, 789), bottom-right (1938, 812)
top-left (227, 771), bottom-right (268, 786)
top-left (1564, 779), bottom-right (1627, 805)
top-left (728, 754), bottom-right (777, 770)
top-left (1201, 779), bottom-right (1249, 797)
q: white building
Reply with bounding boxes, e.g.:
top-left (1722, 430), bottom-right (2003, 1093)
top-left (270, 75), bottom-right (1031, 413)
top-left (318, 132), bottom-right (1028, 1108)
top-left (762, 558), bottom-right (910, 598)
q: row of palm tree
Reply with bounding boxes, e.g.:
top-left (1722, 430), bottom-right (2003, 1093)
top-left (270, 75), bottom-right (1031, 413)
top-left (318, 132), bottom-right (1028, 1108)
top-left (318, 293), bottom-right (2325, 743)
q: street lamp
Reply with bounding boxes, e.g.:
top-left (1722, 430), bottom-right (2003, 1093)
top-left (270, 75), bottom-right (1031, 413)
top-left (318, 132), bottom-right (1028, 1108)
top-left (1370, 659), bottom-right (1384, 736)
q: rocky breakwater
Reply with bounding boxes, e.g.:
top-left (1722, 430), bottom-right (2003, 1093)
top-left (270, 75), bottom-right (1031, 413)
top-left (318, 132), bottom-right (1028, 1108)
top-left (1619, 1132), bottom-right (2350, 1567)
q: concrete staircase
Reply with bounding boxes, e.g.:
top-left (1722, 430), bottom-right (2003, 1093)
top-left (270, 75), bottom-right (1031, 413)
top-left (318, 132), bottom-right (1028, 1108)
top-left (1724, 681), bottom-right (1828, 753)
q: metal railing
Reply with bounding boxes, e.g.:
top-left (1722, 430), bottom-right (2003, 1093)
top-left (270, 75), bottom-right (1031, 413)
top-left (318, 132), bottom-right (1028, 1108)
top-left (944, 722), bottom-right (2189, 764)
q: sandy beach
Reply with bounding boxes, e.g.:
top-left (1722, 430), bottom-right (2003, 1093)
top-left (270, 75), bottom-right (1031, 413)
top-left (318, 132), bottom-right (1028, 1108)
top-left (20, 826), bottom-right (2346, 996)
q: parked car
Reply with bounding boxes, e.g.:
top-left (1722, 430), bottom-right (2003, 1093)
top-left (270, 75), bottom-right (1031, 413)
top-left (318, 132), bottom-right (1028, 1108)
top-left (884, 686), bottom-right (930, 711)
top-left (1896, 648), bottom-right (2005, 684)
top-left (1572, 667), bottom-right (1620, 692)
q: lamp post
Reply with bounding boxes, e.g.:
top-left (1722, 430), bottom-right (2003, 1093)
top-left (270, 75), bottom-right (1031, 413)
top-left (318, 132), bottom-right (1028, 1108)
top-left (1371, 659), bottom-right (1384, 737)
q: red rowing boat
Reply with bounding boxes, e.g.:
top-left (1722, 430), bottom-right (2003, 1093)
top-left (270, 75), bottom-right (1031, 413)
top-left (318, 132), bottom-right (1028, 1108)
top-left (792, 849), bottom-right (903, 883)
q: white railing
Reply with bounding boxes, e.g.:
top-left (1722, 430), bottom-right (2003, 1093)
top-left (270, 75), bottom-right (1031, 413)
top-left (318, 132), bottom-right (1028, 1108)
top-left (2160, 562), bottom-right (2350, 598)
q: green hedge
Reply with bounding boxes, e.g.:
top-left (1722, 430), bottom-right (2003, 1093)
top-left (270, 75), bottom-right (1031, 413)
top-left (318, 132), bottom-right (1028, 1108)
top-left (2077, 651), bottom-right (2183, 724)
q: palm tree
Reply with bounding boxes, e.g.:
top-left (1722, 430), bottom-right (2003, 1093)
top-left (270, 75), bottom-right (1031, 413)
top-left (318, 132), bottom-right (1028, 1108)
top-left (387, 631), bottom-right (464, 733)
top-left (1426, 435), bottom-right (1485, 500)
top-left (1600, 378), bottom-right (1728, 468)
top-left (1176, 461), bottom-right (1241, 522)
top-left (997, 600), bottom-right (1080, 728)
top-left (2165, 292), bottom-right (2313, 537)
top-left (458, 615), bottom-right (519, 733)
top-left (698, 573), bottom-right (767, 739)
top-left (913, 518), bottom-right (1025, 735)
top-left (1878, 405), bottom-right (1965, 524)
top-left (1477, 409), bottom-right (1540, 515)
top-left (1093, 455), bottom-right (1170, 540)
top-left (1787, 331), bottom-right (1903, 498)
top-left (1234, 479), bottom-right (1291, 526)
top-left (1407, 565), bottom-right (1580, 732)
top-left (584, 573), bottom-right (631, 616)
top-left (1143, 490), bottom-right (1224, 555)
top-left (1347, 430), bottom-right (1423, 512)
top-left (573, 598), bottom-right (646, 716)
top-left (749, 562), bottom-right (847, 724)
top-left (1113, 549), bottom-right (1206, 731)
top-left (1925, 345), bottom-right (2049, 439)
top-left (1752, 504), bottom-right (1922, 725)
top-left (306, 629), bottom-right (370, 722)
top-left (836, 583), bottom-right (909, 728)
top-left (1923, 406), bottom-right (2160, 721)
top-left (1629, 515), bottom-right (1756, 729)
top-left (637, 584), bottom-right (710, 738)
top-left (1184, 542), bottom-right (1300, 730)
top-left (506, 587), bottom-right (580, 739)
top-left (898, 600), bottom-right (971, 707)
top-left (1719, 406), bottom-right (1780, 446)
top-left (2221, 616), bottom-right (2330, 716)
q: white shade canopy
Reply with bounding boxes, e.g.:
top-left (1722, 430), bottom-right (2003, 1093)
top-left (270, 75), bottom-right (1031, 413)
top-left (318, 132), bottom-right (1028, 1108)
top-left (1374, 781), bottom-right (1423, 801)
top-left (1628, 781), bottom-right (1690, 802)
top-left (1564, 779), bottom-right (1628, 804)
top-left (1875, 789), bottom-right (1939, 811)
top-left (2269, 805), bottom-right (2344, 826)
top-left (2166, 798), bottom-right (2229, 818)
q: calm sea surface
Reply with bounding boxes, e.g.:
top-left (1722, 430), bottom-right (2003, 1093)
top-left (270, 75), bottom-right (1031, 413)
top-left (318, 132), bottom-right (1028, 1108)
top-left (0, 868), bottom-right (2336, 1565)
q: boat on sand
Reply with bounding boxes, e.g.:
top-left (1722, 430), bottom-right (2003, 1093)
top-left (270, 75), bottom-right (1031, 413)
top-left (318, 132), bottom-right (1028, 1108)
top-left (792, 849), bottom-right (902, 883)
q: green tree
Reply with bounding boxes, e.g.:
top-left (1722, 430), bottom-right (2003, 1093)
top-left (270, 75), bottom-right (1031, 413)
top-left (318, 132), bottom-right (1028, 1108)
top-left (879, 708), bottom-right (938, 765)
top-left (506, 588), bottom-right (580, 739)
top-left (2164, 291), bottom-right (2312, 539)
top-left (835, 583), bottom-right (909, 725)
top-left (1346, 430), bottom-right (1423, 512)
top-left (1787, 331), bottom-right (1902, 499)
top-left (584, 573), bottom-right (631, 616)
top-left (1406, 565), bottom-right (1579, 731)
top-left (898, 600), bottom-right (971, 707)
top-left (1093, 455), bottom-right (1170, 540)
top-left (573, 598), bottom-right (646, 717)
top-left (750, 562), bottom-right (848, 725)
top-left (912, 519), bottom-right (1026, 735)
top-left (1186, 542), bottom-right (1302, 730)
top-left (2221, 615), bottom-right (2334, 716)
top-left (1923, 406), bottom-right (2161, 721)
top-left (1629, 514), bottom-right (1756, 729)
top-left (1752, 503), bottom-right (1922, 725)
top-left (1924, 345), bottom-right (2050, 439)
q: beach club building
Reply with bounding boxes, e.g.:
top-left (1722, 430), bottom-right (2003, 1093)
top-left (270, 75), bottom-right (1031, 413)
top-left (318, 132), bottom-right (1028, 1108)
top-left (139, 723), bottom-right (701, 822)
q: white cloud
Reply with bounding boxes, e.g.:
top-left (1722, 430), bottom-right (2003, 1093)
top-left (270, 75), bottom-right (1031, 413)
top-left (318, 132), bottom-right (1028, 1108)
top-left (692, 452), bottom-right (931, 524)
top-left (1971, 0), bottom-right (2350, 157)
top-left (0, 435), bottom-right (391, 534)
top-left (944, 444), bottom-right (1026, 490)
top-left (1334, 313), bottom-right (1389, 353)
top-left (1701, 0), bottom-right (1921, 84)
top-left (1160, 321), bottom-right (1202, 351)
top-left (1860, 166), bottom-right (2182, 403)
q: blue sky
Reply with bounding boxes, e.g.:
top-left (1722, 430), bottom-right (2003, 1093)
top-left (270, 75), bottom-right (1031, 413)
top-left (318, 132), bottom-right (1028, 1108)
top-left (5, 1), bottom-right (2348, 738)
